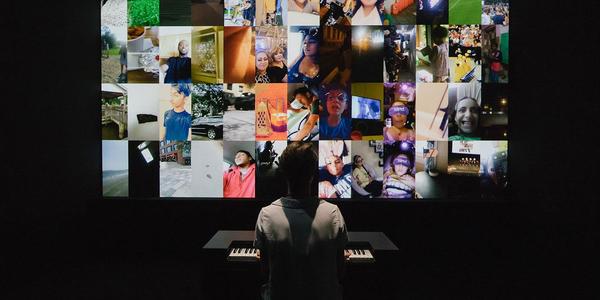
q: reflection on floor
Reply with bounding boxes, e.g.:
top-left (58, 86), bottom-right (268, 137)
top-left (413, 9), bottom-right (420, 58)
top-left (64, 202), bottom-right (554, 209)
top-left (416, 171), bottom-right (448, 198)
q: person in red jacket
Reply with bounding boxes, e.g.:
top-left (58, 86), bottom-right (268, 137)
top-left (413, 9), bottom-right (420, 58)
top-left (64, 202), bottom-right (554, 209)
top-left (223, 150), bottom-right (257, 198)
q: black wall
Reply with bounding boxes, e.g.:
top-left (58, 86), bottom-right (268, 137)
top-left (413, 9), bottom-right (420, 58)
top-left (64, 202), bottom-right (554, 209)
top-left (4, 1), bottom-right (596, 298)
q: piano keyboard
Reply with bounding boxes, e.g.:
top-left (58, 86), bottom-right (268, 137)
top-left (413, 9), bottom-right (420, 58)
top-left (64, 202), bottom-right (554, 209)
top-left (226, 247), bottom-right (375, 263)
top-left (347, 248), bottom-right (375, 263)
top-left (227, 247), bottom-right (259, 262)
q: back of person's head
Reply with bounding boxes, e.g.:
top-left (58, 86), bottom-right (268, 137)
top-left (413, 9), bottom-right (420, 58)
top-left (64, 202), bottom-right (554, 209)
top-left (431, 26), bottom-right (449, 43)
top-left (278, 142), bottom-right (318, 187)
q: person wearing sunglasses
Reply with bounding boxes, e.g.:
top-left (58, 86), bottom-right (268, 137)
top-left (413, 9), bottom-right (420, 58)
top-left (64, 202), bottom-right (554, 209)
top-left (384, 101), bottom-right (415, 144)
top-left (319, 87), bottom-right (351, 140)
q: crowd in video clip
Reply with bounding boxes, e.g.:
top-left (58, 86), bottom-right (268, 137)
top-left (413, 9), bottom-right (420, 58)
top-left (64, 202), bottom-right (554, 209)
top-left (101, 0), bottom-right (509, 200)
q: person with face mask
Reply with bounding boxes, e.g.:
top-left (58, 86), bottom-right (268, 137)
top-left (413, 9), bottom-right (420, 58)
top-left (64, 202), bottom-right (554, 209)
top-left (288, 86), bottom-right (319, 141)
top-left (161, 40), bottom-right (192, 83)
top-left (448, 96), bottom-right (481, 141)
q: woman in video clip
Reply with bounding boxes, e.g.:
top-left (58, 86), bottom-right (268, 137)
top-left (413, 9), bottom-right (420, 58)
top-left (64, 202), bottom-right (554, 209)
top-left (382, 152), bottom-right (415, 199)
top-left (267, 46), bottom-right (288, 83)
top-left (288, 28), bottom-right (320, 85)
top-left (448, 96), bottom-right (481, 141)
top-left (255, 50), bottom-right (271, 83)
top-left (352, 155), bottom-right (383, 198)
top-left (351, 0), bottom-right (384, 25)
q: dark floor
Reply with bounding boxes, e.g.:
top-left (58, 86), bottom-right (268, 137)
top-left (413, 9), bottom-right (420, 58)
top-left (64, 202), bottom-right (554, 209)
top-left (192, 2), bottom-right (224, 26)
top-left (161, 0), bottom-right (192, 25)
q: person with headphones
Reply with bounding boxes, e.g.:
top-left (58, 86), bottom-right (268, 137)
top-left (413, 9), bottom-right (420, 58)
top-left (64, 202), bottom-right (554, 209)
top-left (223, 150), bottom-right (256, 198)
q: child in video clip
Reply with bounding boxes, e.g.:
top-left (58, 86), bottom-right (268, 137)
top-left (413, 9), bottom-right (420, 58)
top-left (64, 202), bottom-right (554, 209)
top-left (223, 150), bottom-right (257, 198)
top-left (384, 102), bottom-right (415, 144)
top-left (448, 96), bottom-right (481, 141)
top-left (319, 87), bottom-right (351, 140)
top-left (352, 155), bottom-right (383, 198)
top-left (161, 40), bottom-right (192, 83)
top-left (289, 0), bottom-right (319, 14)
top-left (487, 43), bottom-right (503, 83)
top-left (429, 25), bottom-right (449, 83)
top-left (383, 151), bottom-right (415, 199)
top-left (319, 141), bottom-right (352, 198)
top-left (288, 86), bottom-right (319, 141)
top-left (162, 83), bottom-right (192, 141)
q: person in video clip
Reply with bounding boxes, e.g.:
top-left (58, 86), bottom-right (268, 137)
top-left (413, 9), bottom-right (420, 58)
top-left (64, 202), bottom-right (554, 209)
top-left (288, 86), bottom-right (320, 141)
top-left (223, 150), bottom-right (257, 198)
top-left (383, 152), bottom-right (415, 199)
top-left (429, 25), bottom-right (449, 83)
top-left (254, 142), bottom-right (349, 300)
top-left (351, 154), bottom-right (383, 198)
top-left (267, 46), bottom-right (288, 83)
top-left (162, 83), bottom-right (192, 141)
top-left (384, 102), bottom-right (415, 144)
top-left (448, 96), bottom-right (481, 141)
top-left (319, 143), bottom-right (353, 198)
top-left (161, 40), bottom-right (192, 83)
top-left (319, 87), bottom-right (351, 139)
top-left (289, 28), bottom-right (320, 85)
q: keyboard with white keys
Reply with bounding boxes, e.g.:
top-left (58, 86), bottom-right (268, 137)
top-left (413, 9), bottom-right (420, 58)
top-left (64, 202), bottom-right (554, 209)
top-left (227, 246), bottom-right (259, 262)
top-left (347, 248), bottom-right (375, 263)
top-left (226, 244), bottom-right (375, 264)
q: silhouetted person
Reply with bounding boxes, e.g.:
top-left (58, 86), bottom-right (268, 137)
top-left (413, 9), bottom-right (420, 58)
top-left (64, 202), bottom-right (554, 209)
top-left (254, 142), bottom-right (349, 300)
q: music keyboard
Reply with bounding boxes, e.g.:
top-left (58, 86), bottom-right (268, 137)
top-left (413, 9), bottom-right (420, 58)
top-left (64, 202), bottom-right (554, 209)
top-left (227, 247), bottom-right (259, 262)
top-left (346, 248), bottom-right (375, 263)
top-left (226, 247), bottom-right (375, 263)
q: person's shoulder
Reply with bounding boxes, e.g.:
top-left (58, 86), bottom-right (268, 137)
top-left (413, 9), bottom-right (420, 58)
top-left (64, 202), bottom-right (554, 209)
top-left (342, 163), bottom-right (352, 172)
top-left (318, 199), bottom-right (340, 212)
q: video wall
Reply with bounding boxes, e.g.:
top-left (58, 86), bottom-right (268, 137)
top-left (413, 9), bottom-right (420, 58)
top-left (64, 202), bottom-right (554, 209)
top-left (101, 0), bottom-right (509, 199)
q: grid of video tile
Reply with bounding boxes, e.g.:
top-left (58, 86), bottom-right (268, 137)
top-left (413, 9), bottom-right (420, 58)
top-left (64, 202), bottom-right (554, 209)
top-left (101, 0), bottom-right (508, 199)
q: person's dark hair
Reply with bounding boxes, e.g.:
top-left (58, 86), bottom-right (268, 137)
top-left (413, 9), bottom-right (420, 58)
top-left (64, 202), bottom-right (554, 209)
top-left (352, 155), bottom-right (363, 169)
top-left (293, 86), bottom-right (313, 98)
top-left (278, 142), bottom-right (318, 185)
top-left (448, 97), bottom-right (481, 137)
top-left (171, 83), bottom-right (191, 97)
top-left (236, 150), bottom-right (256, 165)
top-left (368, 100), bottom-right (380, 114)
top-left (431, 25), bottom-right (449, 42)
top-left (352, 0), bottom-right (385, 23)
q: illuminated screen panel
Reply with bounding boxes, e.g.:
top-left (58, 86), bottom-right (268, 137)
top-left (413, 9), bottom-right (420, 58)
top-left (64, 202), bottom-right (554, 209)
top-left (100, 0), bottom-right (509, 199)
